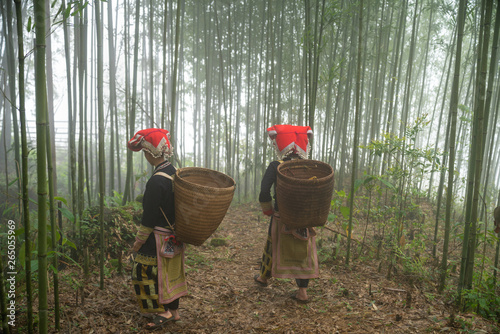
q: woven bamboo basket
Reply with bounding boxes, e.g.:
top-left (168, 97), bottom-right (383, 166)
top-left (174, 167), bottom-right (235, 246)
top-left (276, 159), bottom-right (334, 228)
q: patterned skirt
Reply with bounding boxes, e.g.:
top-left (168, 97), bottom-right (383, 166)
top-left (131, 251), bottom-right (188, 313)
top-left (131, 254), bottom-right (167, 313)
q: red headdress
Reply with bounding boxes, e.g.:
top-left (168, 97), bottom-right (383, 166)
top-left (267, 124), bottom-right (313, 159)
top-left (127, 128), bottom-right (173, 158)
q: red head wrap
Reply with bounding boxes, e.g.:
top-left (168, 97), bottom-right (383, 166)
top-left (127, 128), bottom-right (173, 158)
top-left (267, 124), bottom-right (313, 159)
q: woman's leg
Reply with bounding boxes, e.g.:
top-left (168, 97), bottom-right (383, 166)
top-left (165, 299), bottom-right (181, 320)
top-left (256, 219), bottom-right (274, 284)
top-left (295, 279), bottom-right (309, 301)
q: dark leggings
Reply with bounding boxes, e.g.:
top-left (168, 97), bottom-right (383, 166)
top-left (164, 298), bottom-right (179, 311)
top-left (296, 279), bottom-right (309, 288)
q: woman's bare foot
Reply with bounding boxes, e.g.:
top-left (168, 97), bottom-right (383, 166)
top-left (169, 309), bottom-right (181, 321)
top-left (254, 274), bottom-right (268, 287)
top-left (296, 287), bottom-right (308, 302)
top-left (146, 311), bottom-right (174, 329)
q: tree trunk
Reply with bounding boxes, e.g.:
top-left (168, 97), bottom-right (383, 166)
top-left (44, 0), bottom-right (57, 200)
top-left (171, 0), bottom-right (182, 157)
top-left (94, 0), bottom-right (106, 289)
top-left (14, 0), bottom-right (31, 331)
top-left (107, 0), bottom-right (118, 194)
top-left (77, 7), bottom-right (88, 248)
top-left (122, 0), bottom-right (141, 204)
top-left (347, 0), bottom-right (363, 266)
top-left (203, 5), bottom-right (212, 169)
top-left (3, 0), bottom-right (21, 196)
top-left (44, 94), bottom-right (59, 330)
top-left (33, 0), bottom-right (49, 331)
top-left (460, 0), bottom-right (492, 293)
top-left (479, 0), bottom-right (500, 219)
top-left (438, 0), bottom-right (465, 292)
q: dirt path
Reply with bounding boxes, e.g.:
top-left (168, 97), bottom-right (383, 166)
top-left (47, 204), bottom-right (497, 333)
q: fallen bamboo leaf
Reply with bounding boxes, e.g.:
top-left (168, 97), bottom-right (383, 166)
top-left (383, 287), bottom-right (407, 293)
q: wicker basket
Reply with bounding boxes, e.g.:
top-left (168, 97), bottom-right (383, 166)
top-left (174, 167), bottom-right (235, 246)
top-left (276, 159), bottom-right (334, 228)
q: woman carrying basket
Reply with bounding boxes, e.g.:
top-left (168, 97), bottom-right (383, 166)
top-left (128, 128), bottom-right (187, 330)
top-left (254, 124), bottom-right (319, 304)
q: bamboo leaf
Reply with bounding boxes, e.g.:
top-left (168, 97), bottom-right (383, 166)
top-left (58, 207), bottom-right (75, 223)
top-left (54, 196), bottom-right (68, 206)
top-left (30, 259), bottom-right (39, 273)
top-left (379, 178), bottom-right (396, 191)
top-left (18, 245), bottom-right (25, 268)
top-left (62, 238), bottom-right (77, 250)
top-left (14, 228), bottom-right (25, 237)
top-left (340, 206), bottom-right (350, 219)
top-left (8, 178), bottom-right (19, 187)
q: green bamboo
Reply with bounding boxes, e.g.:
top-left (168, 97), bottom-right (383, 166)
top-left (61, 0), bottom-right (77, 262)
top-left (4, 0), bottom-right (21, 199)
top-left (77, 8), bottom-right (88, 248)
top-left (44, 93), bottom-right (60, 328)
top-left (14, 0), bottom-right (33, 331)
top-left (33, 0), bottom-right (48, 332)
top-left (107, 0), bottom-right (117, 194)
top-left (439, 0), bottom-right (466, 293)
top-left (458, 0), bottom-right (486, 295)
top-left (171, 0), bottom-right (182, 155)
top-left (122, 0), bottom-right (141, 205)
top-left (94, 0), bottom-right (106, 289)
top-left (464, 0), bottom-right (492, 292)
top-left (161, 0), bottom-right (168, 130)
top-left (346, 0), bottom-right (363, 266)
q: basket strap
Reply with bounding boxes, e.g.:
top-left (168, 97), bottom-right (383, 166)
top-left (154, 171), bottom-right (175, 192)
top-left (154, 171), bottom-right (174, 180)
top-left (154, 172), bottom-right (175, 231)
top-left (159, 207), bottom-right (175, 231)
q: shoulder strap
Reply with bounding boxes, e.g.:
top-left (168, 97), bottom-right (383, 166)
top-left (154, 171), bottom-right (174, 181)
top-left (154, 172), bottom-right (175, 230)
top-left (154, 171), bottom-right (175, 193)
top-left (159, 207), bottom-right (175, 231)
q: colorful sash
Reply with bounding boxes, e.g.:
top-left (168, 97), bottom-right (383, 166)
top-left (153, 227), bottom-right (188, 304)
top-left (271, 213), bottom-right (319, 279)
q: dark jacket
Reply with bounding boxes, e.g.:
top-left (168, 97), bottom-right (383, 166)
top-left (138, 161), bottom-right (176, 256)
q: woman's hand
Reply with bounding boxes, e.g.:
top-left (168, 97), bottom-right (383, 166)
top-left (132, 240), bottom-right (143, 252)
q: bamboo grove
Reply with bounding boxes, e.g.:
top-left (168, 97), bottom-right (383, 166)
top-left (0, 0), bottom-right (500, 332)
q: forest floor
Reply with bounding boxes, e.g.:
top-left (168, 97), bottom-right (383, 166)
top-left (23, 203), bottom-right (500, 333)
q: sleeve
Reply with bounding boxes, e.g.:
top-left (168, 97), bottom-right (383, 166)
top-left (134, 225), bottom-right (154, 247)
top-left (141, 177), bottom-right (164, 228)
top-left (259, 162), bottom-right (277, 215)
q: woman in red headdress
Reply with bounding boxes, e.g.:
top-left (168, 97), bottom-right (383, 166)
top-left (128, 128), bottom-right (187, 330)
top-left (253, 125), bottom-right (319, 303)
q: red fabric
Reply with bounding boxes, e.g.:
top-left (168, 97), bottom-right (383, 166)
top-left (127, 128), bottom-right (173, 158)
top-left (262, 209), bottom-right (274, 216)
top-left (267, 125), bottom-right (313, 159)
